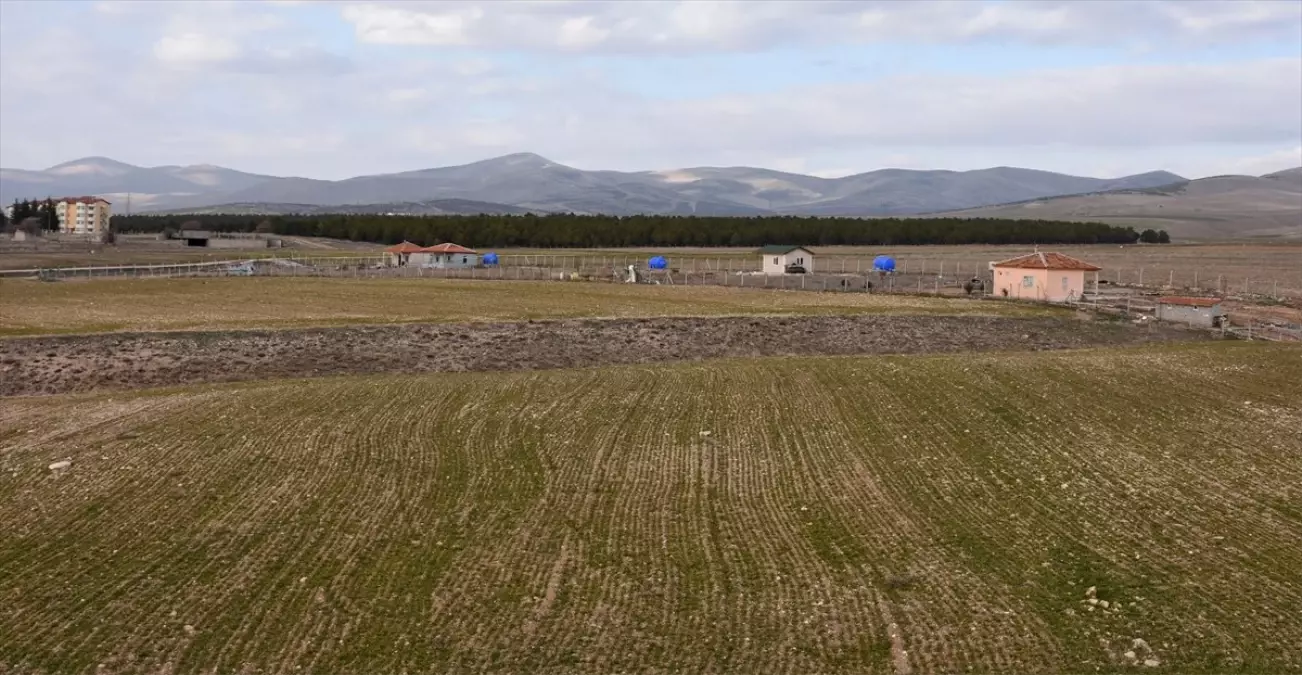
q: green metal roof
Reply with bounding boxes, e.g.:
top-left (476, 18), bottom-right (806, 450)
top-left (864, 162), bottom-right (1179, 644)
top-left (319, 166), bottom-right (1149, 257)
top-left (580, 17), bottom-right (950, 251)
top-left (756, 245), bottom-right (811, 254)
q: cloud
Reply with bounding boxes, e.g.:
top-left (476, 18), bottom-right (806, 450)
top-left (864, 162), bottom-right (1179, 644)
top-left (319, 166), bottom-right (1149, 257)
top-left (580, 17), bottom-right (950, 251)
top-left (1, 0), bottom-right (1299, 181)
top-left (154, 33), bottom-right (242, 66)
top-left (338, 0), bottom-right (1302, 53)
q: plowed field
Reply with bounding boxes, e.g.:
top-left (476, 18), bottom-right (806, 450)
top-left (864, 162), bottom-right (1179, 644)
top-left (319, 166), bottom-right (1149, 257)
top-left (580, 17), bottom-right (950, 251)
top-left (0, 277), bottom-right (1055, 337)
top-left (3, 342), bottom-right (1300, 674)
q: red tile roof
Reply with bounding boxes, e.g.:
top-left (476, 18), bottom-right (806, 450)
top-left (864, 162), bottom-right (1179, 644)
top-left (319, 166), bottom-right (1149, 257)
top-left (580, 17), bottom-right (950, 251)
top-left (418, 243), bottom-right (477, 254)
top-left (383, 241), bottom-right (424, 253)
top-left (1157, 296), bottom-right (1222, 307)
top-left (991, 252), bottom-right (1102, 271)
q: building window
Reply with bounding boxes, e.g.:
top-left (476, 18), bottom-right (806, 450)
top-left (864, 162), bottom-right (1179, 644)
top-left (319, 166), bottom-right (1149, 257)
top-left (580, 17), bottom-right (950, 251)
top-left (773, 257), bottom-right (778, 264)
top-left (1061, 276), bottom-right (1069, 291)
top-left (1022, 275), bottom-right (1035, 287)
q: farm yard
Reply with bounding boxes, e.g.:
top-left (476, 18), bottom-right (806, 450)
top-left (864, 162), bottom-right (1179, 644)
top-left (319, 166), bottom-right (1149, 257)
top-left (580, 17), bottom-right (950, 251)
top-left (3, 343), bottom-right (1301, 674)
top-left (4, 241), bottom-right (1300, 298)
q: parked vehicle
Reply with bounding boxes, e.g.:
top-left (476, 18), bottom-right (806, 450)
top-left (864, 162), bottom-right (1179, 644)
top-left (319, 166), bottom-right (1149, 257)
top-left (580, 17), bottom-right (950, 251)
top-left (784, 264), bottom-right (807, 274)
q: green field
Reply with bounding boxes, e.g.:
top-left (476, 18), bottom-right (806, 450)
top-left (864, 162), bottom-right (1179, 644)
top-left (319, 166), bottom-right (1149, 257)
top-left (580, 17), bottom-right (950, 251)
top-left (0, 277), bottom-right (1057, 336)
top-left (3, 342), bottom-right (1300, 674)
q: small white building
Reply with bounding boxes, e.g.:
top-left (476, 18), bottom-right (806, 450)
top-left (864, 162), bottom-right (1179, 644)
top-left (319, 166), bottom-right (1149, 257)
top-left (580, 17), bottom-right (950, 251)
top-left (411, 242), bottom-right (479, 268)
top-left (1155, 296), bottom-right (1226, 328)
top-left (758, 245), bottom-right (815, 275)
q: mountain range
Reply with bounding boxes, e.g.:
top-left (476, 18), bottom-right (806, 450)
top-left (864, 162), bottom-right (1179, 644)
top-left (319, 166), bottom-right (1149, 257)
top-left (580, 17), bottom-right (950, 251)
top-left (1, 153), bottom-right (1298, 237)
top-left (2, 153), bottom-right (1187, 215)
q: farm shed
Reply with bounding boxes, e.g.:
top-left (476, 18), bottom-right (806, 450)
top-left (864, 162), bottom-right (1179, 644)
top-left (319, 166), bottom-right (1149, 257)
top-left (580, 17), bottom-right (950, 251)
top-left (383, 241), bottom-right (424, 267)
top-left (757, 245), bottom-right (814, 275)
top-left (991, 252), bottom-right (1101, 303)
top-left (1155, 296), bottom-right (1226, 328)
top-left (411, 243), bottom-right (479, 268)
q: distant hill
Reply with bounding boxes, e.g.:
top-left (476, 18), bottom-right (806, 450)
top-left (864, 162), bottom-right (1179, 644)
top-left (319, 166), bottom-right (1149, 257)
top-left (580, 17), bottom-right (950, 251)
top-left (3, 152), bottom-right (1187, 220)
top-left (923, 170), bottom-right (1302, 239)
top-left (150, 198), bottom-right (542, 217)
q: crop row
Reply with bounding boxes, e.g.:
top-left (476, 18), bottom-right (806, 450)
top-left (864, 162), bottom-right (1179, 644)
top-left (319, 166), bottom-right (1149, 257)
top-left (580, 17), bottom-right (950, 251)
top-left (1, 342), bottom-right (1300, 673)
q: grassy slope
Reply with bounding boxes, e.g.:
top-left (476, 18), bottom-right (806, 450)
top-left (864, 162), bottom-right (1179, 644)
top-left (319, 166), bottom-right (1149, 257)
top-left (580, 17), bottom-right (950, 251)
top-left (2, 342), bottom-right (1300, 674)
top-left (0, 277), bottom-right (1058, 336)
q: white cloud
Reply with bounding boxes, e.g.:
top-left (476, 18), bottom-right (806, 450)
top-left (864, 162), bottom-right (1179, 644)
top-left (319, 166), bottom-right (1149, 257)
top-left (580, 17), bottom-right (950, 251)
top-left (2, 0), bottom-right (1299, 181)
top-left (338, 0), bottom-right (1302, 53)
top-left (154, 33), bottom-right (241, 66)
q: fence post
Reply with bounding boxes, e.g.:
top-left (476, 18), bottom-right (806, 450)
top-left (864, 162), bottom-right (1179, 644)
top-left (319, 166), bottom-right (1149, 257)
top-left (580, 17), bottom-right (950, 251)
top-left (1139, 268), bottom-right (1144, 286)
top-left (1168, 270), bottom-right (1173, 288)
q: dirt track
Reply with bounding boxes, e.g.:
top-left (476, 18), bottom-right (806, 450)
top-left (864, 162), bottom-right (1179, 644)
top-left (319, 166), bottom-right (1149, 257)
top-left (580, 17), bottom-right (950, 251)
top-left (0, 314), bottom-right (1209, 396)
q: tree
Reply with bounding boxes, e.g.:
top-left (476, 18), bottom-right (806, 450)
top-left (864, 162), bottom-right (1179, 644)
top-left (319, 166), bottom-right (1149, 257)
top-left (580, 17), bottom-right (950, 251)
top-left (40, 198), bottom-right (60, 232)
top-left (1156, 230), bottom-right (1170, 244)
top-left (1139, 229), bottom-right (1160, 244)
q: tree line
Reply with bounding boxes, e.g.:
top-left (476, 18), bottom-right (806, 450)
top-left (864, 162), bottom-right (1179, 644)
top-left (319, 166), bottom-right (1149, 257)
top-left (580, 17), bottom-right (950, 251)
top-left (109, 213), bottom-right (1161, 247)
top-left (3, 199), bottom-right (62, 232)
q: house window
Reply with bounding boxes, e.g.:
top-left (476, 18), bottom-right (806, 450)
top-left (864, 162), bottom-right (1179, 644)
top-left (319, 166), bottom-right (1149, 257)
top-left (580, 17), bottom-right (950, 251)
top-left (1022, 275), bottom-right (1035, 287)
top-left (1061, 276), bottom-right (1069, 291)
top-left (773, 257), bottom-right (778, 264)
top-left (461, 256), bottom-right (467, 263)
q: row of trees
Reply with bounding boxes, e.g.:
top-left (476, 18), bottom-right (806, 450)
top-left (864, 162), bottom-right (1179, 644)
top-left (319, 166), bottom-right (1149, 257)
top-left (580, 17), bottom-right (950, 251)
top-left (4, 199), bottom-right (62, 232)
top-left (111, 213), bottom-right (1157, 247)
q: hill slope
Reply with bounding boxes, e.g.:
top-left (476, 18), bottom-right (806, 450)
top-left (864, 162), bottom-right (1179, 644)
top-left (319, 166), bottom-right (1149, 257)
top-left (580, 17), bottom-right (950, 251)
top-left (927, 171), bottom-right (1302, 239)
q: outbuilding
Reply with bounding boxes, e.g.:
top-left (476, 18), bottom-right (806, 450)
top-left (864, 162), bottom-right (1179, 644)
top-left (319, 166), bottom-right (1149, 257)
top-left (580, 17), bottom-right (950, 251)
top-left (1155, 296), bottom-right (1226, 328)
top-left (383, 241), bottom-right (424, 266)
top-left (411, 242), bottom-right (479, 268)
top-left (757, 245), bottom-right (815, 275)
top-left (991, 251), bottom-right (1101, 302)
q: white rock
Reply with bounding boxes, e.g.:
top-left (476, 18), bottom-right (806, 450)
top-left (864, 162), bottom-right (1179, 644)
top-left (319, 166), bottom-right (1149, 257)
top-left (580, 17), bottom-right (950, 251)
top-left (699, 431), bottom-right (711, 436)
top-left (1133, 638), bottom-right (1151, 651)
top-left (183, 624), bottom-right (195, 635)
top-left (1086, 586), bottom-right (1097, 597)
top-left (48, 461), bottom-right (71, 471)
top-left (1088, 598), bottom-right (1098, 605)
top-left (1124, 651), bottom-right (1137, 660)
top-left (1099, 600), bottom-right (1110, 609)
top-left (1143, 658), bottom-right (1160, 667)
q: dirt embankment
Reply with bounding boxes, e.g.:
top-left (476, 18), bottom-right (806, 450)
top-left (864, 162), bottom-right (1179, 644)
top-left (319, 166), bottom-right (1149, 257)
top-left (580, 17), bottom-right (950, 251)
top-left (0, 315), bottom-right (1208, 397)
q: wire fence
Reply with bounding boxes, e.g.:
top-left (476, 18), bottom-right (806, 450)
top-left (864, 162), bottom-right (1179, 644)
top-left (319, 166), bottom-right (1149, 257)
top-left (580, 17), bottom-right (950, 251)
top-left (2, 253), bottom-right (1299, 301)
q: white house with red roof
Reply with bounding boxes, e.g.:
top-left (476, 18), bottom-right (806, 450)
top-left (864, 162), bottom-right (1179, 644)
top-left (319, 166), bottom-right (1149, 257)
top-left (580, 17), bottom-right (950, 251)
top-left (409, 242), bottom-right (479, 268)
top-left (991, 251), bottom-right (1101, 302)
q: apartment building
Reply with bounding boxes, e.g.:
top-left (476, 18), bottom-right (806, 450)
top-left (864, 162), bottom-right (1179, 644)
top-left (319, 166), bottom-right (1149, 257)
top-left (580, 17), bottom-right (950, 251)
top-left (55, 196), bottom-right (112, 234)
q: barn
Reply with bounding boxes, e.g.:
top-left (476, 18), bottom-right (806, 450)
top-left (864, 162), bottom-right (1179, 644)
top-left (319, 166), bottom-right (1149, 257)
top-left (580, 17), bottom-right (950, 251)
top-left (383, 241), bottom-right (424, 267)
top-left (991, 252), bottom-right (1101, 302)
top-left (758, 245), bottom-right (815, 275)
top-left (411, 243), bottom-right (479, 268)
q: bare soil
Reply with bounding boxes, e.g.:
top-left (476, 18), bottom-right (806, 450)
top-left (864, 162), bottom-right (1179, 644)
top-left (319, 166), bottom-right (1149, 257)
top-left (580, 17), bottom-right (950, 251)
top-left (0, 314), bottom-right (1208, 396)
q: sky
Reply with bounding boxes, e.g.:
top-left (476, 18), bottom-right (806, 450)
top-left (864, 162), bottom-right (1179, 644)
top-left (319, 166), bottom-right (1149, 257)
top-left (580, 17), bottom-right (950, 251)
top-left (0, 0), bottom-right (1299, 180)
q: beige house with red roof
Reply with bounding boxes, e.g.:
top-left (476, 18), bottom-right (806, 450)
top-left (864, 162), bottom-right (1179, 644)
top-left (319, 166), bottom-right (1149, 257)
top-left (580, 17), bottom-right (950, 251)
top-left (410, 242), bottom-right (479, 268)
top-left (991, 251), bottom-right (1101, 302)
top-left (383, 241), bottom-right (424, 266)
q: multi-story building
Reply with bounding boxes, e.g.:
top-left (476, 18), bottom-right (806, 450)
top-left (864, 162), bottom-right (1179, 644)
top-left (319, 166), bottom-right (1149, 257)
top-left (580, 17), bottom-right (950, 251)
top-left (54, 196), bottom-right (112, 234)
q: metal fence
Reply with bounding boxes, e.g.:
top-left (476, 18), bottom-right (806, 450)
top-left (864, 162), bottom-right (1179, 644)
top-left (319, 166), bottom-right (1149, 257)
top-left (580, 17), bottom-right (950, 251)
top-left (2, 253), bottom-right (1298, 301)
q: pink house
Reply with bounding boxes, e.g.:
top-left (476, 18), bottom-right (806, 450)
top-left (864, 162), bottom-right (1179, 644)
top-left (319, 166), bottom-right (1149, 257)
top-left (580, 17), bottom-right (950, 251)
top-left (991, 252), bottom-right (1102, 302)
